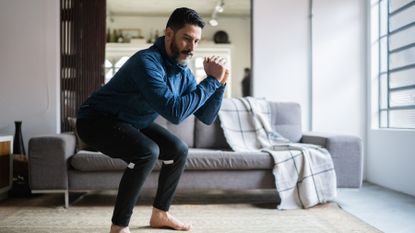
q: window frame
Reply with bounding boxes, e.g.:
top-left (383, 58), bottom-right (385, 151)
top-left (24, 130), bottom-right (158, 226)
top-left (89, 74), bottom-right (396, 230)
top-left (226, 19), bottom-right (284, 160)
top-left (376, 0), bottom-right (415, 129)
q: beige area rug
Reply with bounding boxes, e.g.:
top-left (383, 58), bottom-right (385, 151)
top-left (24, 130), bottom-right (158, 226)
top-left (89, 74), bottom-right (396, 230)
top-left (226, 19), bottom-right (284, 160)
top-left (0, 197), bottom-right (380, 233)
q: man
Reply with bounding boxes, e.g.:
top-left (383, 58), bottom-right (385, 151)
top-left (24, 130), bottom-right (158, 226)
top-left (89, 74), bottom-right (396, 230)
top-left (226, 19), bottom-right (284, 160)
top-left (241, 67), bottom-right (251, 97)
top-left (76, 7), bottom-right (229, 233)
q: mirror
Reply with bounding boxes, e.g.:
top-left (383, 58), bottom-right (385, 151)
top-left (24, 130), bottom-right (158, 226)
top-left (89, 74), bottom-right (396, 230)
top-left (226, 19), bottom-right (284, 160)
top-left (105, 0), bottom-right (251, 98)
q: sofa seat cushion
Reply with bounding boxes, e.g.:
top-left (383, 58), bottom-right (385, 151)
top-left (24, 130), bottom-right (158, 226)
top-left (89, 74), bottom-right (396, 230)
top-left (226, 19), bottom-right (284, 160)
top-left (71, 150), bottom-right (127, 171)
top-left (71, 148), bottom-right (274, 172)
top-left (187, 148), bottom-right (272, 170)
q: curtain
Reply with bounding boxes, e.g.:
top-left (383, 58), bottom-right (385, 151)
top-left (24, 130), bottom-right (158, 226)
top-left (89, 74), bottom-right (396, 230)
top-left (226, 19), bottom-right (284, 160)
top-left (60, 0), bottom-right (106, 132)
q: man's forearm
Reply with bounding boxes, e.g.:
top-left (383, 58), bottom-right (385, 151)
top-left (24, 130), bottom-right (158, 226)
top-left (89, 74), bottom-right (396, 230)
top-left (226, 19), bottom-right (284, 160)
top-left (194, 85), bottom-right (226, 125)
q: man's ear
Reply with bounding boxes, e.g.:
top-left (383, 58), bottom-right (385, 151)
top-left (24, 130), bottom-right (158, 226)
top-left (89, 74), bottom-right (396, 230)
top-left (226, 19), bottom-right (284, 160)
top-left (165, 27), bottom-right (173, 41)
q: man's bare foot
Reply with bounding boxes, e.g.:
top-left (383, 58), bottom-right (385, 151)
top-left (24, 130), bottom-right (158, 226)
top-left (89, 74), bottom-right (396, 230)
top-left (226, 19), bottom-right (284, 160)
top-left (110, 224), bottom-right (130, 233)
top-left (149, 207), bottom-right (191, 231)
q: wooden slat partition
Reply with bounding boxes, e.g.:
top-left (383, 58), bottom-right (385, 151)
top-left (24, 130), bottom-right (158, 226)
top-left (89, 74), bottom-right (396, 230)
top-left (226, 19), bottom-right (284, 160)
top-left (60, 0), bottom-right (106, 132)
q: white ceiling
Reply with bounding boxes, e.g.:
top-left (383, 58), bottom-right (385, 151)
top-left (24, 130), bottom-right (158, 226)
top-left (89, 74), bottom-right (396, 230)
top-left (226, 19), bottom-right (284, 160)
top-left (107, 0), bottom-right (251, 17)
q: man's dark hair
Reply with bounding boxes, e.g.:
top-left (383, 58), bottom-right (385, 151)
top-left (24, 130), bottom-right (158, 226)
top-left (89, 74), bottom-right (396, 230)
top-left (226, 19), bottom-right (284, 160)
top-left (166, 7), bottom-right (205, 31)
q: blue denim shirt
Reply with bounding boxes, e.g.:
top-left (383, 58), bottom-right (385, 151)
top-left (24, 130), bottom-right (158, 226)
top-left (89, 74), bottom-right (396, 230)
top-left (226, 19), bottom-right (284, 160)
top-left (77, 37), bottom-right (225, 129)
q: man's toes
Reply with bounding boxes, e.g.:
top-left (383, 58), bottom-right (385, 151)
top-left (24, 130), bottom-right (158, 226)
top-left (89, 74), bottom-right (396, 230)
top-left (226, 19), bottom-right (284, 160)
top-left (180, 224), bottom-right (191, 231)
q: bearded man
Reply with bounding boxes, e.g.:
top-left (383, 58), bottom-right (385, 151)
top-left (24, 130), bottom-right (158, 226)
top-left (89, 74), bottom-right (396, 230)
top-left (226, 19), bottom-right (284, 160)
top-left (76, 7), bottom-right (229, 233)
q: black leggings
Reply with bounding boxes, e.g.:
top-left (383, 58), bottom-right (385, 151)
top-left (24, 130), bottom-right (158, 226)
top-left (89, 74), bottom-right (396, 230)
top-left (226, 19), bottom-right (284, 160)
top-left (76, 117), bottom-right (188, 227)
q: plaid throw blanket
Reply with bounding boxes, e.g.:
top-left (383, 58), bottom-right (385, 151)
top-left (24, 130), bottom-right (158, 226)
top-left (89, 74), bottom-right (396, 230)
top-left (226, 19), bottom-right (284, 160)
top-left (218, 97), bottom-right (337, 209)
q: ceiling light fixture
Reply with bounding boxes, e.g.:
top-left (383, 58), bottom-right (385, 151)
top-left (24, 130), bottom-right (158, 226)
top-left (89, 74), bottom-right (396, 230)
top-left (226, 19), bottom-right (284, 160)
top-left (209, 0), bottom-right (225, 27)
top-left (209, 18), bottom-right (218, 27)
top-left (215, 0), bottom-right (225, 13)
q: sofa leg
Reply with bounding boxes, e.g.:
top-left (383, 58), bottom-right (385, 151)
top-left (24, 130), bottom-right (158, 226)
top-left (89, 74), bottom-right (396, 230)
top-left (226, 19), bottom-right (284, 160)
top-left (65, 190), bottom-right (69, 208)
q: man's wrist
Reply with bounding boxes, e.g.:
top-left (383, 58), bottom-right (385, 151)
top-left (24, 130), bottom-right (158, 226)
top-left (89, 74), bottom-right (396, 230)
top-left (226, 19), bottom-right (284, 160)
top-left (206, 75), bottom-right (222, 88)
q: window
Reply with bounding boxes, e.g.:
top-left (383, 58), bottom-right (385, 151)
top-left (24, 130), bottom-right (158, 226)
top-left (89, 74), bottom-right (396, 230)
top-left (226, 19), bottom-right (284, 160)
top-left (105, 56), bottom-right (129, 83)
top-left (373, 0), bottom-right (415, 129)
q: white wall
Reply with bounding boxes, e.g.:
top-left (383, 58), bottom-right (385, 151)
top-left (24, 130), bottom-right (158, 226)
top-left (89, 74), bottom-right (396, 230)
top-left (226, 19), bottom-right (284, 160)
top-left (254, 0), bottom-right (365, 137)
top-left (0, 0), bottom-right (60, 149)
top-left (109, 15), bottom-right (251, 98)
top-left (367, 130), bottom-right (415, 196)
top-left (253, 0), bottom-right (310, 130)
top-left (312, 0), bottom-right (366, 138)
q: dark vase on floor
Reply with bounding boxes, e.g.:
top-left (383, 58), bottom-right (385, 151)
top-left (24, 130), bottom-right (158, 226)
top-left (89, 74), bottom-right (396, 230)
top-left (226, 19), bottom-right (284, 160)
top-left (10, 121), bottom-right (31, 197)
top-left (13, 121), bottom-right (26, 157)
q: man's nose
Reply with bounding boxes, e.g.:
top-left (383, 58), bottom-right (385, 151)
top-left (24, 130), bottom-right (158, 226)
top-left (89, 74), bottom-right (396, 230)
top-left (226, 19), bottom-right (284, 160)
top-left (189, 41), bottom-right (196, 51)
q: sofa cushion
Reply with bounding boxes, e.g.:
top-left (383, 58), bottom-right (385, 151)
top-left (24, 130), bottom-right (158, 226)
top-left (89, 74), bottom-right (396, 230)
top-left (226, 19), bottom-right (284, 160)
top-left (70, 148), bottom-right (273, 172)
top-left (154, 115), bottom-right (195, 147)
top-left (186, 148), bottom-right (272, 170)
top-left (194, 101), bottom-right (302, 148)
top-left (194, 118), bottom-right (230, 149)
top-left (269, 102), bottom-right (302, 142)
top-left (70, 150), bottom-right (127, 171)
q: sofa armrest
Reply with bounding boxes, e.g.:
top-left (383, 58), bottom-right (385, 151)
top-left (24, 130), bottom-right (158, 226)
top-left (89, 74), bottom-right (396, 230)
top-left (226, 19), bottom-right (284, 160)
top-left (301, 132), bottom-right (363, 188)
top-left (28, 133), bottom-right (76, 190)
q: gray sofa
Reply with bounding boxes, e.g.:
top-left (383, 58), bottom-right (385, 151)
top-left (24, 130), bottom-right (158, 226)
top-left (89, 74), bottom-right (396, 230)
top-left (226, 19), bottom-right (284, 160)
top-left (28, 101), bottom-right (363, 207)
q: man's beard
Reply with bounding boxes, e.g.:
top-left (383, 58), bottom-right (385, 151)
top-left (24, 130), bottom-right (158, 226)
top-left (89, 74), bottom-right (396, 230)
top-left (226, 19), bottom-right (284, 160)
top-left (170, 35), bottom-right (193, 65)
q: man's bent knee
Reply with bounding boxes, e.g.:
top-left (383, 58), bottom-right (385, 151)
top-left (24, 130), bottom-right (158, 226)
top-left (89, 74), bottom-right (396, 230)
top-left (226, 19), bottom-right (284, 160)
top-left (175, 141), bottom-right (188, 158)
top-left (127, 144), bottom-right (159, 169)
top-left (169, 141), bottom-right (188, 164)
